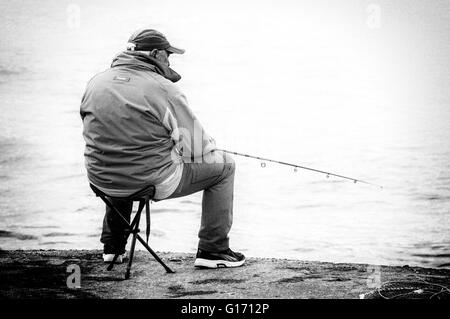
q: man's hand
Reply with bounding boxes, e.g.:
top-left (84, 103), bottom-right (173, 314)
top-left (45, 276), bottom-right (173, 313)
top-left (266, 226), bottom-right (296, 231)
top-left (203, 137), bottom-right (217, 154)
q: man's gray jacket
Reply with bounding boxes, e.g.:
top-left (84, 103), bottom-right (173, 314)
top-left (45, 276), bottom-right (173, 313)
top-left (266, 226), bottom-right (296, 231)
top-left (80, 51), bottom-right (215, 197)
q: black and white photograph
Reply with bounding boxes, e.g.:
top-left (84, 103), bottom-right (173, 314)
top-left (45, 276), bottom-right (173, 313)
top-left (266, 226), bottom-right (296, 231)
top-left (0, 0), bottom-right (449, 310)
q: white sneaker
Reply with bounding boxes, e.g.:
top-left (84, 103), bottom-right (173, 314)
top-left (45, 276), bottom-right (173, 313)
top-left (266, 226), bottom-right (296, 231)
top-left (103, 251), bottom-right (127, 263)
top-left (194, 248), bottom-right (246, 268)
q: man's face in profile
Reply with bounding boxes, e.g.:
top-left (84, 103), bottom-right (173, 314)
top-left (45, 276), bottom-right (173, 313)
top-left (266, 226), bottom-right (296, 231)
top-left (153, 49), bottom-right (172, 67)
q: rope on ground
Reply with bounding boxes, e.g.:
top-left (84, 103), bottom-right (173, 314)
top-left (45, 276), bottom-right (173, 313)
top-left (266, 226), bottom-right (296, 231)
top-left (373, 275), bottom-right (450, 299)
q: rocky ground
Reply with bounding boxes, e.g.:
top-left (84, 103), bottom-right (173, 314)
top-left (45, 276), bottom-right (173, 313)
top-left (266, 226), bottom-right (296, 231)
top-left (0, 250), bottom-right (449, 299)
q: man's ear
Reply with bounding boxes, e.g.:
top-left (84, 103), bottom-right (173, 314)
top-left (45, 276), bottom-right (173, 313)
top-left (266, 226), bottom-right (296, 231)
top-left (149, 49), bottom-right (158, 58)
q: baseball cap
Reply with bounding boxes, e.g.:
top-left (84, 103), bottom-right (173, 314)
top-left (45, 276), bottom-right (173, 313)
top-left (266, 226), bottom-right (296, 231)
top-left (126, 29), bottom-right (185, 54)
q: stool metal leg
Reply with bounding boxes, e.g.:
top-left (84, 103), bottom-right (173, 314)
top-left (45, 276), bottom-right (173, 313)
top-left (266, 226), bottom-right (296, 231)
top-left (125, 208), bottom-right (141, 279)
top-left (125, 231), bottom-right (138, 279)
top-left (136, 234), bottom-right (175, 273)
top-left (107, 253), bottom-right (120, 271)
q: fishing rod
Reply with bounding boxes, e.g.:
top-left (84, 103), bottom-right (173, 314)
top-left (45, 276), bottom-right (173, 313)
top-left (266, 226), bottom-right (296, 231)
top-left (216, 149), bottom-right (383, 189)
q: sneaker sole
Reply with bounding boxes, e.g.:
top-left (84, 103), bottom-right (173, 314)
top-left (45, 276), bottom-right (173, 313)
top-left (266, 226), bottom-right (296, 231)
top-left (194, 257), bottom-right (245, 269)
top-left (103, 254), bottom-right (127, 264)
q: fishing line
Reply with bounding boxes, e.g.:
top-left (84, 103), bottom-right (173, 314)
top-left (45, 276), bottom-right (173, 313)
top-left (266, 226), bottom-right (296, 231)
top-left (374, 278), bottom-right (450, 299)
top-left (216, 149), bottom-right (383, 189)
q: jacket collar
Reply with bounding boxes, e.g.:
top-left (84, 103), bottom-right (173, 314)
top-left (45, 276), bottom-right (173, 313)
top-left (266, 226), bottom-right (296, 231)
top-left (111, 51), bottom-right (181, 83)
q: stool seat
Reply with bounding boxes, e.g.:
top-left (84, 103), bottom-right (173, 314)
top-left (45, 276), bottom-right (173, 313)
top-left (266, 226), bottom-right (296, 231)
top-left (89, 183), bottom-right (174, 278)
top-left (89, 183), bottom-right (155, 201)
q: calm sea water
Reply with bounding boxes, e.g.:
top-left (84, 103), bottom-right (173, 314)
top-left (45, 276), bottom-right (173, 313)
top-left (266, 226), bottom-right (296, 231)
top-left (1, 0), bottom-right (449, 268)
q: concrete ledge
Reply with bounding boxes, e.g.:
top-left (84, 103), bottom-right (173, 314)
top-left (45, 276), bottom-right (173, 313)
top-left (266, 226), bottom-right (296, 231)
top-left (0, 250), bottom-right (449, 299)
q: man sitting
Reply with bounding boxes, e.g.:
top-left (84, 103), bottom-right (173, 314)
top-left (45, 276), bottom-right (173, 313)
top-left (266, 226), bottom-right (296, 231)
top-left (80, 29), bottom-right (244, 268)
